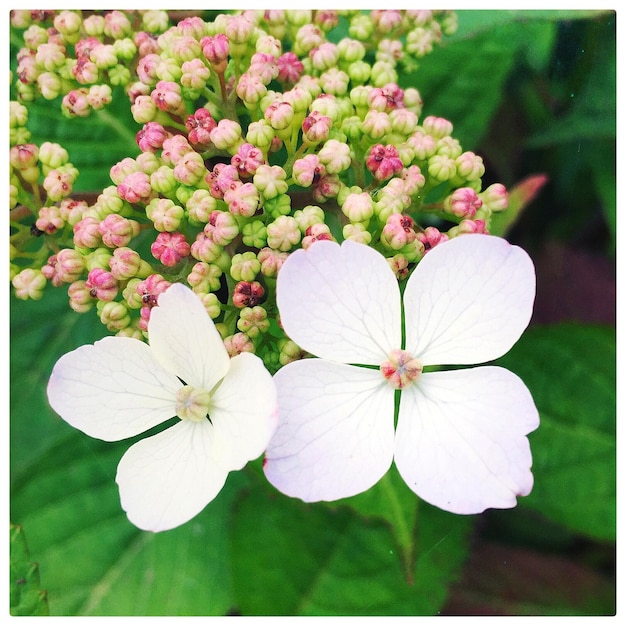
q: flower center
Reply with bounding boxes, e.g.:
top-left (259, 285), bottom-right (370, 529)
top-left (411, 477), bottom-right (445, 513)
top-left (175, 385), bottom-right (212, 422)
top-left (380, 349), bottom-right (423, 389)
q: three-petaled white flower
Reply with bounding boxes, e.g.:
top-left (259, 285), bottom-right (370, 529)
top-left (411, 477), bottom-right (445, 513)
top-left (47, 283), bottom-right (277, 532)
top-left (264, 234), bottom-right (539, 514)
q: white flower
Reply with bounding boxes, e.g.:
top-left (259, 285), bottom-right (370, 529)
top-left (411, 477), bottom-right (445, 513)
top-left (47, 284), bottom-right (277, 531)
top-left (264, 234), bottom-right (539, 514)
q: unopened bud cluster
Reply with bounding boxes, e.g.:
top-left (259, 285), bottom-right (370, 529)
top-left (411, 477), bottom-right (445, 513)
top-left (10, 9), bottom-right (512, 373)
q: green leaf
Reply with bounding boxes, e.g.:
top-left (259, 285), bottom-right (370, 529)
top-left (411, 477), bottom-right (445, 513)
top-left (10, 288), bottom-right (240, 615)
top-left (10, 524), bottom-right (50, 616)
top-left (230, 481), bottom-right (473, 615)
top-left (10, 287), bottom-right (107, 477)
top-left (11, 431), bottom-right (244, 615)
top-left (526, 20), bottom-right (616, 147)
top-left (403, 24), bottom-right (519, 149)
top-left (496, 323), bottom-right (615, 540)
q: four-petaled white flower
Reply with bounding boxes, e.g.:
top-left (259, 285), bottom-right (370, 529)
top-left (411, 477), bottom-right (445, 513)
top-left (47, 283), bottom-right (277, 532)
top-left (264, 234), bottom-right (539, 514)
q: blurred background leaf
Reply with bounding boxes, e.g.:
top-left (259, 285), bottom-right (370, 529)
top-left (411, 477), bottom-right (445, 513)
top-left (230, 479), bottom-right (473, 615)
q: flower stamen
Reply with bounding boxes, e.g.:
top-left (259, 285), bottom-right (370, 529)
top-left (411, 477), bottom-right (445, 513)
top-left (380, 349), bottom-right (422, 389)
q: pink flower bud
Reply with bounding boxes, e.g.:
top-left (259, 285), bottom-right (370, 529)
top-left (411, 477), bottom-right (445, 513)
top-left (366, 144), bottom-right (404, 181)
top-left (137, 53), bottom-right (160, 84)
top-left (206, 163), bottom-right (240, 199)
top-left (257, 247), bottom-right (288, 277)
top-left (186, 107), bottom-right (217, 150)
top-left (341, 192), bottom-right (374, 222)
top-left (173, 150), bottom-right (207, 186)
top-left (367, 82), bottom-right (405, 112)
top-left (236, 73), bottom-right (268, 105)
top-left (267, 215), bottom-right (301, 251)
top-left (150, 231), bottom-right (191, 267)
top-left (73, 216), bottom-right (102, 249)
top-left (117, 170), bottom-right (153, 204)
top-left (136, 273), bottom-right (171, 308)
top-left (35, 205), bottom-right (64, 234)
top-left (151, 80), bottom-right (185, 115)
top-left (223, 182), bottom-right (259, 218)
top-left (55, 248), bottom-right (85, 283)
top-left (422, 115), bottom-right (454, 139)
top-left (58, 198), bottom-right (88, 226)
top-left (62, 89), bottom-right (91, 117)
top-left (12, 268), bottom-right (47, 300)
top-left (136, 121), bottom-right (169, 152)
top-left (86, 267), bottom-right (118, 301)
top-left (401, 165), bottom-right (426, 195)
top-left (206, 210), bottom-right (240, 245)
top-left (224, 332), bottom-right (255, 357)
top-left (444, 187), bottom-right (482, 219)
top-left (455, 151), bottom-right (485, 181)
top-left (480, 183), bottom-right (509, 212)
top-left (371, 9), bottom-right (404, 33)
top-left (201, 34), bottom-right (230, 71)
top-left (10, 143), bottom-right (39, 170)
top-left (381, 213), bottom-right (417, 250)
top-left (161, 135), bottom-right (194, 166)
top-left (231, 143), bottom-right (265, 178)
top-left (146, 198), bottom-right (185, 232)
top-left (41, 255), bottom-right (63, 287)
top-left (130, 94), bottom-right (158, 124)
top-left (110, 156), bottom-right (139, 185)
top-left (301, 111), bottom-right (332, 144)
top-left (318, 139), bottom-right (351, 174)
top-left (134, 31), bottom-right (159, 57)
top-left (187, 261), bottom-right (223, 293)
top-left (248, 52), bottom-right (279, 83)
top-left (302, 223), bottom-right (333, 249)
top-left (103, 10), bottom-right (132, 39)
top-left (312, 173), bottom-right (342, 203)
top-left (98, 214), bottom-right (140, 248)
top-left (68, 280), bottom-right (94, 312)
top-left (264, 100), bottom-right (295, 131)
top-left (109, 246), bottom-right (145, 280)
top-left (209, 119), bottom-right (243, 151)
top-left (190, 232), bottom-right (223, 263)
top-left (416, 226), bottom-right (448, 252)
top-left (450, 219), bottom-right (489, 237)
top-left (232, 281), bottom-right (265, 308)
top-left (292, 154), bottom-right (325, 187)
top-left (226, 14), bottom-right (255, 44)
top-left (277, 51), bottom-right (304, 84)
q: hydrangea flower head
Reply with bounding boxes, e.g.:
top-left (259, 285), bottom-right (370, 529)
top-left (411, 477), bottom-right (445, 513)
top-left (264, 234), bottom-right (539, 514)
top-left (47, 283), bottom-right (278, 531)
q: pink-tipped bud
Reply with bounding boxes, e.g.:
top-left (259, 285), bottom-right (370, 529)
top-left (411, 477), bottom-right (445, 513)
top-left (232, 281), bottom-right (265, 308)
top-left (444, 187), bottom-right (482, 219)
top-left (366, 144), bottom-right (404, 181)
top-left (86, 267), bottom-right (118, 301)
top-left (186, 107), bottom-right (217, 150)
top-left (150, 231), bottom-right (191, 267)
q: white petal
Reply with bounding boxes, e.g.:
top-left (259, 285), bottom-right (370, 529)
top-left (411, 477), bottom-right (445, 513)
top-left (47, 336), bottom-right (181, 441)
top-left (403, 234), bottom-right (536, 366)
top-left (116, 420), bottom-right (228, 532)
top-left (148, 283), bottom-right (230, 390)
top-left (276, 240), bottom-right (401, 365)
top-left (264, 359), bottom-right (395, 502)
top-left (394, 366), bottom-right (539, 514)
top-left (209, 352), bottom-right (278, 471)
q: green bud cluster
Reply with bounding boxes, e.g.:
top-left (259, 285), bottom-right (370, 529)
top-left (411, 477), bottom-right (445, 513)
top-left (10, 9), bottom-right (513, 374)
